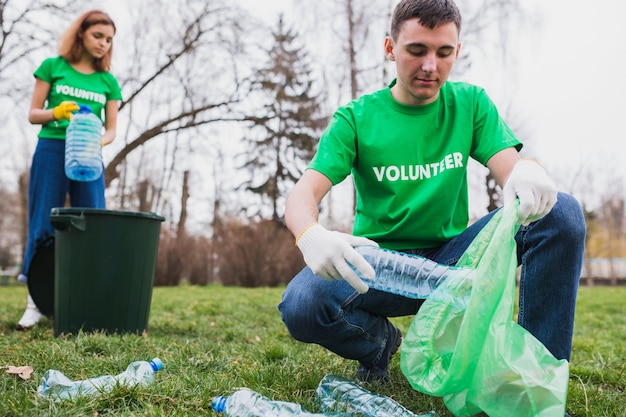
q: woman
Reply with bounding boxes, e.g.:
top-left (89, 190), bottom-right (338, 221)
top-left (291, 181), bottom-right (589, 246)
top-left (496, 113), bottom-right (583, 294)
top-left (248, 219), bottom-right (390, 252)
top-left (17, 10), bottom-right (122, 329)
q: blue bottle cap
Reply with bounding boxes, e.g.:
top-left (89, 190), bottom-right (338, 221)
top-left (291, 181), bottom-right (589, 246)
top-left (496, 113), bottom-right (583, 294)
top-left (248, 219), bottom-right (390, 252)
top-left (149, 357), bottom-right (163, 372)
top-left (211, 396), bottom-right (227, 412)
top-left (78, 104), bottom-right (92, 114)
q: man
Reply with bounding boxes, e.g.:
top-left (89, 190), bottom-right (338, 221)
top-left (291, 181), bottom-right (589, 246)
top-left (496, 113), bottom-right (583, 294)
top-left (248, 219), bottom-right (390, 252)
top-left (279, 0), bottom-right (584, 413)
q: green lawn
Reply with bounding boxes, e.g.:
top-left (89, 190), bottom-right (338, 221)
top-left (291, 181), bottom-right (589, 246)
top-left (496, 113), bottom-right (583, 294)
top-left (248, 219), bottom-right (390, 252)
top-left (1, 283), bottom-right (624, 416)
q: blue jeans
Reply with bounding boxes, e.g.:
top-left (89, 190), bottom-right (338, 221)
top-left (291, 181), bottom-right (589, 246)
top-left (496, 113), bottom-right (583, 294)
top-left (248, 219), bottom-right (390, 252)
top-left (21, 138), bottom-right (105, 278)
top-left (279, 192), bottom-right (585, 366)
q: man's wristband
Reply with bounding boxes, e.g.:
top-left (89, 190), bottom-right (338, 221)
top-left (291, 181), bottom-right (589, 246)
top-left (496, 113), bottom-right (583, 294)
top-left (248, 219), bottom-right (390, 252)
top-left (295, 222), bottom-right (318, 247)
top-left (521, 158), bottom-right (544, 170)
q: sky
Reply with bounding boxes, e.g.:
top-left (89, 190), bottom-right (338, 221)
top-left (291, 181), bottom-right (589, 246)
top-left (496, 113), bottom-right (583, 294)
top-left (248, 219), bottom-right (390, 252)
top-left (514, 0), bottom-right (625, 174)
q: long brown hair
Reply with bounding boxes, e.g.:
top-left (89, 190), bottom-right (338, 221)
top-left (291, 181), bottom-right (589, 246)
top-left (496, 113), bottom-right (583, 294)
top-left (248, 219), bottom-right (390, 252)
top-left (58, 10), bottom-right (116, 72)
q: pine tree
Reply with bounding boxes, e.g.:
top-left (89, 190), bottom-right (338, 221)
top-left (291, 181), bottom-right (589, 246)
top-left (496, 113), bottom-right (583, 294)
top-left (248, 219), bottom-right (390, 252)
top-left (241, 15), bottom-right (327, 223)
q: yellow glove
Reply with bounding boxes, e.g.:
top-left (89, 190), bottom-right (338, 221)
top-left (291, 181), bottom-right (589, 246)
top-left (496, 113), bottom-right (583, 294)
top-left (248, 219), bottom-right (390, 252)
top-left (52, 101), bottom-right (80, 121)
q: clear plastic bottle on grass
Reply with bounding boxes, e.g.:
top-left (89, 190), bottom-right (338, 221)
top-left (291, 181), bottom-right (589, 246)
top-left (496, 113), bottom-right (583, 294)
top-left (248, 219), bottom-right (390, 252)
top-left (38, 357), bottom-right (163, 401)
top-left (316, 374), bottom-right (439, 417)
top-left (65, 104), bottom-right (103, 182)
top-left (212, 388), bottom-right (353, 416)
top-left (352, 246), bottom-right (473, 299)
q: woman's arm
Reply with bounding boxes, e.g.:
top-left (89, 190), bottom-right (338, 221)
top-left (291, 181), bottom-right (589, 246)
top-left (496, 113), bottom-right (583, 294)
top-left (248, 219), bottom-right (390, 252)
top-left (101, 100), bottom-right (119, 146)
top-left (27, 78), bottom-right (55, 125)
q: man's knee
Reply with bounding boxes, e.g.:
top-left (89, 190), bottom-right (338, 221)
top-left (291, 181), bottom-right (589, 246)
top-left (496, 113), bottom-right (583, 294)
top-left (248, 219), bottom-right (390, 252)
top-left (550, 192), bottom-right (586, 240)
top-left (278, 277), bottom-right (318, 341)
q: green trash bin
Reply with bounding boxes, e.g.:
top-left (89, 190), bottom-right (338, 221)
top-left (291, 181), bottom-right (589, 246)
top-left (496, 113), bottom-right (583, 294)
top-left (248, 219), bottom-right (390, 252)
top-left (50, 208), bottom-right (164, 336)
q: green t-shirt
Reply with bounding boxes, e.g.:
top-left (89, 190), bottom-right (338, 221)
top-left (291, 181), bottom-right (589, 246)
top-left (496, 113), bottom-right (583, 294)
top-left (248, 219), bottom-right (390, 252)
top-left (34, 56), bottom-right (122, 139)
top-left (309, 79), bottom-right (522, 249)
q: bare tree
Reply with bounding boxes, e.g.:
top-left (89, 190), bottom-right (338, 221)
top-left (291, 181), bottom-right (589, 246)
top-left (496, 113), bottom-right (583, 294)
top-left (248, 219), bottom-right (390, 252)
top-left (177, 170), bottom-right (190, 238)
top-left (0, 181), bottom-right (22, 270)
top-left (240, 16), bottom-right (327, 223)
top-left (0, 0), bottom-right (83, 99)
top-left (104, 0), bottom-right (257, 209)
top-left (0, 0), bottom-right (85, 262)
top-left (599, 191), bottom-right (625, 285)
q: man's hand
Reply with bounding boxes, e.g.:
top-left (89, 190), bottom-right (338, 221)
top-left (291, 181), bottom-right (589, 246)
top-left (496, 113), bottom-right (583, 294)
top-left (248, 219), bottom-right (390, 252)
top-left (52, 101), bottom-right (79, 121)
top-left (503, 159), bottom-right (557, 226)
top-left (296, 223), bottom-right (378, 294)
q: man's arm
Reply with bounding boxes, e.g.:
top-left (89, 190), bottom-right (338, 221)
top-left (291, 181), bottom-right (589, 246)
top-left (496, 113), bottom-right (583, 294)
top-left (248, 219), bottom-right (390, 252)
top-left (285, 169), bottom-right (378, 293)
top-left (486, 146), bottom-right (521, 188)
top-left (285, 169), bottom-right (333, 239)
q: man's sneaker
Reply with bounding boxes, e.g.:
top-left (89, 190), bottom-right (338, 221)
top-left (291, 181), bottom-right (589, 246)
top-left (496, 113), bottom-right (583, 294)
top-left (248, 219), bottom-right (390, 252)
top-left (16, 295), bottom-right (42, 330)
top-left (355, 323), bottom-right (402, 383)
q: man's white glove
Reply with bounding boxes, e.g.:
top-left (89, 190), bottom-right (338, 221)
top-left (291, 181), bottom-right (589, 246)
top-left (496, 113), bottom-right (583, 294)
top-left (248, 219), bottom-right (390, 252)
top-left (296, 223), bottom-right (378, 294)
top-left (503, 159), bottom-right (557, 226)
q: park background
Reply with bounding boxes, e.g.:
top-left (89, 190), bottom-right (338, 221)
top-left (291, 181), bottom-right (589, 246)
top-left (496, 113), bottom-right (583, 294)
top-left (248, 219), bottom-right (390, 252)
top-left (0, 0), bottom-right (624, 285)
top-left (1, 1), bottom-right (625, 416)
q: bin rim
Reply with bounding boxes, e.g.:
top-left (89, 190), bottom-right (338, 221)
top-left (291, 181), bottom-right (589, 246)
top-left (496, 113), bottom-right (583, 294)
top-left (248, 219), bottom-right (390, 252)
top-left (50, 207), bottom-right (164, 221)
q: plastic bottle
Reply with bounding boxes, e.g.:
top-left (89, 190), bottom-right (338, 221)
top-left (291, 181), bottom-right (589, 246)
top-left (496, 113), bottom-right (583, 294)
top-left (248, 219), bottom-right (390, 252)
top-left (316, 374), bottom-right (439, 417)
top-left (212, 388), bottom-right (353, 416)
top-left (38, 357), bottom-right (163, 401)
top-left (352, 246), bottom-right (473, 299)
top-left (65, 104), bottom-right (104, 182)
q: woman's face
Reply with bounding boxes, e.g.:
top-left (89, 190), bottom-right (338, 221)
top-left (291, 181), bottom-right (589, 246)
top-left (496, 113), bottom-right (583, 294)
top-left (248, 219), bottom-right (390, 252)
top-left (81, 23), bottom-right (115, 60)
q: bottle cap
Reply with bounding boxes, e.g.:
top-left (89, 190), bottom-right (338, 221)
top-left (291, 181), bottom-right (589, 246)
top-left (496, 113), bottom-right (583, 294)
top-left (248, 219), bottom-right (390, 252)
top-left (78, 104), bottom-right (92, 114)
top-left (211, 395), bottom-right (227, 412)
top-left (149, 357), bottom-right (163, 372)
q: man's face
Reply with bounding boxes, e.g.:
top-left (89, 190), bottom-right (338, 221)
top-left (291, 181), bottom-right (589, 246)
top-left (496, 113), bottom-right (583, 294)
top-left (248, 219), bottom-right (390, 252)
top-left (385, 19), bottom-right (460, 106)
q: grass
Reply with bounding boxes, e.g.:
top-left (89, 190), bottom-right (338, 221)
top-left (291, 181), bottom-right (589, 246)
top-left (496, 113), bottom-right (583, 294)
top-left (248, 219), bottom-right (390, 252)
top-left (1, 282), bottom-right (624, 416)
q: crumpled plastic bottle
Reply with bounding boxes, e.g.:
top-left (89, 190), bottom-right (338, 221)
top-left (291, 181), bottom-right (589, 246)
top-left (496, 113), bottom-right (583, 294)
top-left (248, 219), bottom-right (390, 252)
top-left (316, 374), bottom-right (439, 417)
top-left (38, 357), bottom-right (163, 401)
top-left (212, 388), bottom-right (353, 416)
top-left (352, 246), bottom-right (473, 299)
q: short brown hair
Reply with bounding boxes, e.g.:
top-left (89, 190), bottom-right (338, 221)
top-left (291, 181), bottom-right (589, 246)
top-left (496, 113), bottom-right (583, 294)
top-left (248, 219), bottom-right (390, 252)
top-left (58, 10), bottom-right (116, 72)
top-left (390, 0), bottom-right (462, 41)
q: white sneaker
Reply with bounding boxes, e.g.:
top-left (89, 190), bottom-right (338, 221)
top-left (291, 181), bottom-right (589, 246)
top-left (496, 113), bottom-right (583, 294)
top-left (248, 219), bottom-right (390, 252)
top-left (16, 295), bottom-right (42, 329)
